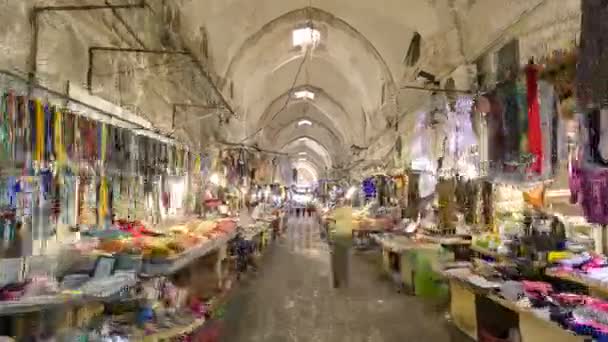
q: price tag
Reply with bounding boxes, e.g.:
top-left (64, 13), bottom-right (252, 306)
top-left (0, 258), bottom-right (24, 286)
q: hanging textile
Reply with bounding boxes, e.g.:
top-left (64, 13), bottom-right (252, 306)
top-left (577, 0), bottom-right (608, 109)
top-left (16, 96), bottom-right (26, 164)
top-left (526, 62), bottom-right (543, 173)
top-left (53, 109), bottom-right (66, 165)
top-left (495, 81), bottom-right (521, 161)
top-left (44, 104), bottom-right (54, 162)
top-left (99, 123), bottom-right (108, 164)
top-left (34, 100), bottom-right (44, 163)
top-left (98, 177), bottom-right (109, 227)
top-left (523, 184), bottom-right (545, 208)
top-left (0, 93), bottom-right (14, 161)
top-left (486, 92), bottom-right (506, 168)
top-left (539, 81), bottom-right (555, 176)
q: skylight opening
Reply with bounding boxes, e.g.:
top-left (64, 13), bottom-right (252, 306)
top-left (293, 90), bottom-right (315, 100)
top-left (298, 119), bottom-right (312, 127)
top-left (292, 27), bottom-right (321, 47)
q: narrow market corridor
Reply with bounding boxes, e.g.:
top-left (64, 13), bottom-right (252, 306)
top-left (221, 216), bottom-right (468, 342)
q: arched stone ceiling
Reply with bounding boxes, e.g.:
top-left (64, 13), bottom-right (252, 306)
top-left (293, 160), bottom-right (319, 184)
top-left (178, 0), bottom-right (447, 79)
top-left (255, 86), bottom-right (360, 145)
top-left (263, 115), bottom-right (345, 150)
top-left (281, 137), bottom-right (332, 169)
top-left (273, 130), bottom-right (343, 166)
top-left (274, 125), bottom-right (343, 158)
top-left (174, 0), bottom-right (475, 165)
top-left (241, 59), bottom-right (365, 143)
top-left (225, 7), bottom-right (395, 117)
top-left (282, 145), bottom-right (327, 172)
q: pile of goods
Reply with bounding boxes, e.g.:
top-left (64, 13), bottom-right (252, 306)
top-left (80, 218), bottom-right (237, 263)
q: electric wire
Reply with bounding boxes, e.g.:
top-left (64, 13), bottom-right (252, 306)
top-left (239, 49), bottom-right (309, 143)
top-left (239, 4), bottom-right (315, 143)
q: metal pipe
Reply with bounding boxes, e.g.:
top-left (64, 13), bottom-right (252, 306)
top-left (104, 0), bottom-right (146, 48)
top-left (171, 103), bottom-right (223, 130)
top-left (180, 45), bottom-right (237, 118)
top-left (28, 1), bottom-right (146, 95)
top-left (86, 46), bottom-right (190, 91)
top-left (400, 85), bottom-right (473, 94)
top-left (216, 140), bottom-right (288, 156)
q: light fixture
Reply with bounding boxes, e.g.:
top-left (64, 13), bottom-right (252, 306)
top-left (293, 90), bottom-right (314, 100)
top-left (298, 158), bottom-right (307, 161)
top-left (297, 119), bottom-right (313, 127)
top-left (345, 186), bottom-right (357, 200)
top-left (298, 152), bottom-right (307, 155)
top-left (292, 26), bottom-right (321, 47)
top-left (209, 173), bottom-right (221, 186)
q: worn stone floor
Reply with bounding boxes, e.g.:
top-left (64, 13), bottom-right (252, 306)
top-left (221, 216), bottom-right (470, 342)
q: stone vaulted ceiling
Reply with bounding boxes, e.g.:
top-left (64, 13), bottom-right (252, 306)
top-left (172, 0), bottom-right (568, 178)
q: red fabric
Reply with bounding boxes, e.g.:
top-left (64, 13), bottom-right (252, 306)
top-left (526, 64), bottom-right (543, 173)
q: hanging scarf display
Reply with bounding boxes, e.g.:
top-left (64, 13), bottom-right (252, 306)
top-left (99, 123), bottom-right (108, 165)
top-left (53, 108), bottom-right (66, 165)
top-left (577, 0), bottom-right (608, 109)
top-left (98, 177), bottom-right (109, 228)
top-left (34, 100), bottom-right (44, 163)
top-left (526, 62), bottom-right (543, 174)
top-left (44, 104), bottom-right (54, 162)
top-left (496, 82), bottom-right (521, 162)
top-left (0, 93), bottom-right (13, 161)
top-left (15, 96), bottom-right (26, 164)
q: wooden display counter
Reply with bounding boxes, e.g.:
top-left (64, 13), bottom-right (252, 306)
top-left (445, 272), bottom-right (589, 342)
top-left (376, 235), bottom-right (448, 299)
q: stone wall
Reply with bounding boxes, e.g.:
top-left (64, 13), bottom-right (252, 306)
top-left (0, 0), bottom-right (219, 146)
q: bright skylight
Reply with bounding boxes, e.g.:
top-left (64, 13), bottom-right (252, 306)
top-left (293, 90), bottom-right (315, 100)
top-left (298, 119), bottom-right (312, 127)
top-left (292, 27), bottom-right (321, 47)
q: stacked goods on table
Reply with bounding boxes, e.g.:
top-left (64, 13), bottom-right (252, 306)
top-left (444, 248), bottom-right (608, 341)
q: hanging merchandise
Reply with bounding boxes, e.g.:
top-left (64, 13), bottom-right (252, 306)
top-left (526, 61), bottom-right (543, 174)
top-left (0, 92), bottom-right (14, 162)
top-left (53, 108), bottom-right (66, 166)
top-left (577, 0), bottom-right (608, 109)
top-left (34, 100), bottom-right (44, 164)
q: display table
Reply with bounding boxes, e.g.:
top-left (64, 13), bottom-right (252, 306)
top-left (546, 268), bottom-right (608, 299)
top-left (444, 270), bottom-right (589, 342)
top-left (374, 234), bottom-right (448, 299)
